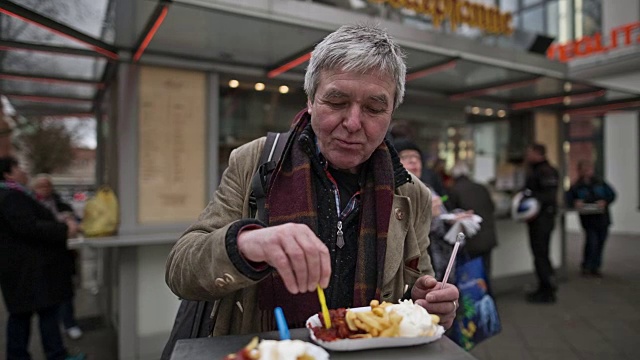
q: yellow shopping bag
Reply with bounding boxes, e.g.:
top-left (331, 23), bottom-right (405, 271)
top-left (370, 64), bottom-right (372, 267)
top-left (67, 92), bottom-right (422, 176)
top-left (82, 186), bottom-right (119, 237)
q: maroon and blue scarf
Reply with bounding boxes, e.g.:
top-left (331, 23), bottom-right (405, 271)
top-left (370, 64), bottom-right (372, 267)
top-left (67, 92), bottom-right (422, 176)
top-left (257, 110), bottom-right (395, 328)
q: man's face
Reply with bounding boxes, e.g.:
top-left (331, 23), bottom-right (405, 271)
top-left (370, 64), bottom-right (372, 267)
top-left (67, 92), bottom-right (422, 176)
top-left (579, 163), bottom-right (594, 178)
top-left (33, 178), bottom-right (53, 198)
top-left (525, 147), bottom-right (539, 163)
top-left (399, 149), bottom-right (422, 178)
top-left (4, 165), bottom-right (28, 186)
top-left (308, 69), bottom-right (395, 174)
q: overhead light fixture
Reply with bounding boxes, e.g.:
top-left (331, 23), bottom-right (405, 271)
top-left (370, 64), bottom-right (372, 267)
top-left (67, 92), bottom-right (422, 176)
top-left (485, 108), bottom-right (494, 116)
top-left (228, 79), bottom-right (239, 88)
top-left (471, 107), bottom-right (480, 114)
top-left (497, 110), bottom-right (506, 117)
top-left (564, 82), bottom-right (572, 92)
top-left (563, 114), bottom-right (570, 123)
top-left (563, 96), bottom-right (571, 105)
top-left (447, 127), bottom-right (456, 136)
top-left (278, 85), bottom-right (289, 94)
top-left (254, 82), bottom-right (265, 91)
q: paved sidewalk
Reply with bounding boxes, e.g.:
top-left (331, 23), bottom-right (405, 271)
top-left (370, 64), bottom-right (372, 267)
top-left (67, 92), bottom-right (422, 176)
top-left (471, 233), bottom-right (640, 360)
top-left (1, 233), bottom-right (639, 359)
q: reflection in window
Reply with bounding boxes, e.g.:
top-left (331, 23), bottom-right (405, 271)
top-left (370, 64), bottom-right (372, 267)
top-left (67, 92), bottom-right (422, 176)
top-left (579, 0), bottom-right (602, 37)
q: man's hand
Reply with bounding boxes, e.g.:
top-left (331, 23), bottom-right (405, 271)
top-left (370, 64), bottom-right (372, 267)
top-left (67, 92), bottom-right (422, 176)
top-left (411, 275), bottom-right (459, 329)
top-left (65, 219), bottom-right (79, 239)
top-left (574, 200), bottom-right (584, 209)
top-left (596, 200), bottom-right (607, 209)
top-left (431, 196), bottom-right (443, 217)
top-left (237, 223), bottom-right (331, 294)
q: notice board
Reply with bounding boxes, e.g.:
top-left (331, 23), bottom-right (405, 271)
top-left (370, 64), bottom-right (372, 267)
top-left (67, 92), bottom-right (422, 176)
top-left (138, 66), bottom-right (206, 223)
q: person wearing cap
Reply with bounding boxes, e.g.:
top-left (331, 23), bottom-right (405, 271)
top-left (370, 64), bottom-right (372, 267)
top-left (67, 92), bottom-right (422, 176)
top-left (392, 137), bottom-right (446, 196)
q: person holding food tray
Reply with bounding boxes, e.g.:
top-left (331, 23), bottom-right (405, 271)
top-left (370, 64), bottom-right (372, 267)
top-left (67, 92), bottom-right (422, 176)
top-left (165, 24), bottom-right (459, 341)
top-left (566, 160), bottom-right (616, 277)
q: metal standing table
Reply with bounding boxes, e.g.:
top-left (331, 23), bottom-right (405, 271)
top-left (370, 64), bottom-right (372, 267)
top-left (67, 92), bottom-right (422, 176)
top-left (171, 328), bottom-right (477, 360)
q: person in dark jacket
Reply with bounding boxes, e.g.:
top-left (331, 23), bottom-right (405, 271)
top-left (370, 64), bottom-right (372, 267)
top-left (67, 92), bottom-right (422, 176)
top-left (448, 162), bottom-right (497, 293)
top-left (523, 144), bottom-right (560, 304)
top-left (0, 157), bottom-right (85, 360)
top-left (32, 174), bottom-right (84, 340)
top-left (566, 160), bottom-right (616, 277)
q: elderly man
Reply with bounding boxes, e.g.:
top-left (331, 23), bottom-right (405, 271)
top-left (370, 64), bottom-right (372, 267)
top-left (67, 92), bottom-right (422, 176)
top-left (165, 24), bottom-right (459, 338)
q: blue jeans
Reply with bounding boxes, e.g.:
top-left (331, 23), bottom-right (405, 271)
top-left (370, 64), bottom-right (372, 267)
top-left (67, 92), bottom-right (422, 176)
top-left (6, 305), bottom-right (68, 360)
top-left (59, 298), bottom-right (78, 330)
top-left (582, 225), bottom-right (609, 271)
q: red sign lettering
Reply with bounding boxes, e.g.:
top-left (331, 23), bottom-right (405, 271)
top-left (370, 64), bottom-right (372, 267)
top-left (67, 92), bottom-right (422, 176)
top-left (547, 21), bottom-right (640, 62)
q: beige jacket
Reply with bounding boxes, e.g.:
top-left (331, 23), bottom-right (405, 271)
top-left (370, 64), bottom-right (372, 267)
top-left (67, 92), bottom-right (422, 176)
top-left (165, 136), bottom-right (434, 335)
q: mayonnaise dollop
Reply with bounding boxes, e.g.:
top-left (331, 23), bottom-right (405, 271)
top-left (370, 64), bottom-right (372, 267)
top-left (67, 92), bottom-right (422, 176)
top-left (386, 299), bottom-right (438, 337)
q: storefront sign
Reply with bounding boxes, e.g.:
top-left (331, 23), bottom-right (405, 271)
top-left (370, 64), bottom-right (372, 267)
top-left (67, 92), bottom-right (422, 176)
top-left (547, 21), bottom-right (640, 62)
top-left (369, 0), bottom-right (513, 35)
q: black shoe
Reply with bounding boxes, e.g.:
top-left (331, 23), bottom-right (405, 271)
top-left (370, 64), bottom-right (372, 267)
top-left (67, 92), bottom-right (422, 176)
top-left (525, 290), bottom-right (556, 304)
top-left (581, 268), bottom-right (591, 277)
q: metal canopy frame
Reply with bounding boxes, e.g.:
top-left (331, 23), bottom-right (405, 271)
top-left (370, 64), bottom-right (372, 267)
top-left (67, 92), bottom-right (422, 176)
top-left (1, 0), bottom-right (640, 117)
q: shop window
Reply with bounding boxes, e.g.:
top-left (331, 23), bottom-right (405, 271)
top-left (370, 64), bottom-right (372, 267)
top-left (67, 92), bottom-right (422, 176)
top-left (218, 78), bottom-right (307, 176)
top-left (577, 0), bottom-right (602, 37)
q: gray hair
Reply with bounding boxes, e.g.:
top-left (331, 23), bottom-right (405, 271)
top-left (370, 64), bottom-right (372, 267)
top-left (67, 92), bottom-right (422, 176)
top-left (451, 162), bottom-right (471, 178)
top-left (31, 173), bottom-right (53, 187)
top-left (304, 24), bottom-right (406, 110)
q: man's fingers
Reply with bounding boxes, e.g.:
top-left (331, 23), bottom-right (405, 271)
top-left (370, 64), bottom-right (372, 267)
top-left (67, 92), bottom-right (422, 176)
top-left (295, 232), bottom-right (322, 292)
top-left (268, 247), bottom-right (299, 294)
top-left (319, 242), bottom-right (331, 289)
top-left (412, 275), bottom-right (437, 300)
top-left (421, 300), bottom-right (457, 315)
top-left (281, 239), bottom-right (309, 293)
top-left (424, 283), bottom-right (459, 303)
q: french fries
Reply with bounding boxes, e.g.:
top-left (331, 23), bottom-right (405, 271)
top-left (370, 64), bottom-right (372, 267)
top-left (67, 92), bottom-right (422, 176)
top-left (344, 300), bottom-right (403, 338)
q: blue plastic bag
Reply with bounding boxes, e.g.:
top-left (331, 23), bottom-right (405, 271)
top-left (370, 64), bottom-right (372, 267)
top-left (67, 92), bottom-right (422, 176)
top-left (450, 256), bottom-right (501, 350)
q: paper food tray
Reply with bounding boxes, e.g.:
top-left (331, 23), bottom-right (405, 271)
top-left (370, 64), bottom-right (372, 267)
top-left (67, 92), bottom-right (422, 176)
top-left (305, 306), bottom-right (445, 351)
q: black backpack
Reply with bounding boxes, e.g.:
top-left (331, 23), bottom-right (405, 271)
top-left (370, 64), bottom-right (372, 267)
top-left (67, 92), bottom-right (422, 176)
top-left (161, 131), bottom-right (290, 359)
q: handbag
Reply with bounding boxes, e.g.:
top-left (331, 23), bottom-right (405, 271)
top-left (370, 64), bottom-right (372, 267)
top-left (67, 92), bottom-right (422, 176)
top-left (449, 255), bottom-right (501, 350)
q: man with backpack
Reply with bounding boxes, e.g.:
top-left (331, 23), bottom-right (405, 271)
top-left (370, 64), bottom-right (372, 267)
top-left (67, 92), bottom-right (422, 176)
top-left (163, 24), bottom-right (459, 356)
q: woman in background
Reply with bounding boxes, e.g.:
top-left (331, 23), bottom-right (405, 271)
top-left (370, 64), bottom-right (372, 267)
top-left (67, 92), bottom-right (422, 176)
top-left (0, 156), bottom-right (85, 360)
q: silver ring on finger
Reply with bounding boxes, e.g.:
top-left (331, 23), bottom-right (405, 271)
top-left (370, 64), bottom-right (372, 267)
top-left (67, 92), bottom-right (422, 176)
top-left (453, 300), bottom-right (458, 311)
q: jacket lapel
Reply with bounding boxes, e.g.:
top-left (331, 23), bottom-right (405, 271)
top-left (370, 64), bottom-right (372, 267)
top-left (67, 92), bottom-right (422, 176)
top-left (383, 194), bottom-right (420, 287)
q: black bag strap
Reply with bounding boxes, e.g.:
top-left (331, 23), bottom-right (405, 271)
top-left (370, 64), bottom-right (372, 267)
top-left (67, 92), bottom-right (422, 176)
top-left (249, 131), bottom-right (291, 222)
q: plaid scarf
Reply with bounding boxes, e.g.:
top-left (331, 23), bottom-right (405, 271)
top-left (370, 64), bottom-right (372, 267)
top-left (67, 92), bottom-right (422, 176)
top-left (257, 110), bottom-right (395, 328)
